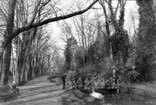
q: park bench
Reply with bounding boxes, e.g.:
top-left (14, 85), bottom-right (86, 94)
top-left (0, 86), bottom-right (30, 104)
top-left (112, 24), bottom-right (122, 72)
top-left (0, 85), bottom-right (20, 102)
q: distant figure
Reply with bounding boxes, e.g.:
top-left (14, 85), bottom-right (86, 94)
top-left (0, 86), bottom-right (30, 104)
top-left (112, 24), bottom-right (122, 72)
top-left (81, 74), bottom-right (86, 89)
top-left (62, 73), bottom-right (66, 89)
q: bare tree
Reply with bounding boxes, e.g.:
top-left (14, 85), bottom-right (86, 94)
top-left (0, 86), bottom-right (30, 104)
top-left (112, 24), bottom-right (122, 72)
top-left (0, 0), bottom-right (99, 85)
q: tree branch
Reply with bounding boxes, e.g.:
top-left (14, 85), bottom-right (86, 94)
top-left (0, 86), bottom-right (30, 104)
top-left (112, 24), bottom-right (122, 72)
top-left (8, 0), bottom-right (99, 42)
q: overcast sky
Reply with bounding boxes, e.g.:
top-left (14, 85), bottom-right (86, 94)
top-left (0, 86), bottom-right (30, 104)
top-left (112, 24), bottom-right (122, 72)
top-left (46, 0), bottom-right (139, 54)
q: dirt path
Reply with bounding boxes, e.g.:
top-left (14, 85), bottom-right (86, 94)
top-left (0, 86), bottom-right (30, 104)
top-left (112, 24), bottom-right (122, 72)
top-left (1, 76), bottom-right (67, 105)
top-left (3, 75), bottom-right (155, 105)
top-left (0, 76), bottom-right (103, 105)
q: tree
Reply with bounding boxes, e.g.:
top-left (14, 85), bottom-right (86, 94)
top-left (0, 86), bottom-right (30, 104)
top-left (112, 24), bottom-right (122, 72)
top-left (136, 0), bottom-right (156, 81)
top-left (99, 0), bottom-right (129, 80)
top-left (0, 0), bottom-right (99, 85)
top-left (0, 0), bottom-right (17, 85)
top-left (64, 37), bottom-right (78, 71)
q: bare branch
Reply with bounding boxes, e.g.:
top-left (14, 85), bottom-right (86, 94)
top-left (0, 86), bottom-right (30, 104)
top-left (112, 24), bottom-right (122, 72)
top-left (8, 0), bottom-right (99, 43)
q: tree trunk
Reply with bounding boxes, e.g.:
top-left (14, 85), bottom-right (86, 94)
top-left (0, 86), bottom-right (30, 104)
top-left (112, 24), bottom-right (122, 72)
top-left (0, 0), bottom-right (17, 85)
top-left (0, 42), bottom-right (12, 85)
top-left (16, 54), bottom-right (22, 85)
top-left (29, 57), bottom-right (33, 80)
top-left (0, 51), bottom-right (3, 79)
top-left (16, 42), bottom-right (27, 85)
top-left (20, 68), bottom-right (25, 84)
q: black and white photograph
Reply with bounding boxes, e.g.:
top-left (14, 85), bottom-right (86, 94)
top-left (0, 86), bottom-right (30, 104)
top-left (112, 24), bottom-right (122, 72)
top-left (0, 0), bottom-right (156, 105)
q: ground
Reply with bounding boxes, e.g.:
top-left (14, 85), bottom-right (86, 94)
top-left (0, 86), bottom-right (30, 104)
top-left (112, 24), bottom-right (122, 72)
top-left (129, 82), bottom-right (156, 98)
top-left (0, 76), bottom-right (66, 105)
top-left (0, 76), bottom-right (98, 105)
top-left (1, 75), bottom-right (156, 105)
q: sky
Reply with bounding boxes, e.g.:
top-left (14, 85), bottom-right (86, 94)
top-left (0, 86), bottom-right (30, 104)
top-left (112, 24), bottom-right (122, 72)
top-left (124, 1), bottom-right (139, 37)
top-left (46, 0), bottom-right (139, 55)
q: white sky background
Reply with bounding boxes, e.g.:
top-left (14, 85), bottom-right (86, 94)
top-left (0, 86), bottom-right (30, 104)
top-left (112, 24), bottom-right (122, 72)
top-left (46, 0), bottom-right (139, 55)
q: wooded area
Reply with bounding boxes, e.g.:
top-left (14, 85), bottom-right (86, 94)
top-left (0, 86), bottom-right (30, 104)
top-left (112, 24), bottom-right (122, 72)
top-left (62, 0), bottom-right (156, 89)
top-left (0, 0), bottom-right (98, 85)
top-left (0, 0), bottom-right (156, 90)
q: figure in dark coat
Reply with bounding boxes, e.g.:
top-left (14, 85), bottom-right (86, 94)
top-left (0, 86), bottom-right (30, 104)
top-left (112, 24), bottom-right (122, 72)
top-left (62, 73), bottom-right (66, 89)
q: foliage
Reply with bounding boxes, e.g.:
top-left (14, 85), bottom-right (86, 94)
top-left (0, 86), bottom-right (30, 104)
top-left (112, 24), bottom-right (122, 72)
top-left (136, 0), bottom-right (156, 81)
top-left (64, 37), bottom-right (78, 72)
top-left (0, 0), bottom-right (98, 85)
top-left (111, 28), bottom-right (129, 64)
top-left (64, 45), bottom-right (72, 70)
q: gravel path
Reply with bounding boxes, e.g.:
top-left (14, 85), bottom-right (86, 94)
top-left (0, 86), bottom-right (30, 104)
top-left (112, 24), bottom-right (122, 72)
top-left (0, 76), bottom-right (103, 105)
top-left (1, 76), bottom-right (66, 105)
top-left (2, 76), bottom-right (156, 105)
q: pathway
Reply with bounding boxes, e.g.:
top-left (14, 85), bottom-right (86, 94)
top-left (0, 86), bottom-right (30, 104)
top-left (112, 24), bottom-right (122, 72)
top-left (0, 76), bottom-right (113, 105)
top-left (1, 76), bottom-right (67, 105)
top-left (2, 75), bottom-right (156, 105)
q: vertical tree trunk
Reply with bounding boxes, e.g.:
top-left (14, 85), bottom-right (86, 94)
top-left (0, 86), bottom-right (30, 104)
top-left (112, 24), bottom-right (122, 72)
top-left (0, 51), bottom-right (3, 79)
top-left (0, 0), bottom-right (17, 85)
top-left (24, 62), bottom-right (28, 81)
top-left (16, 44), bottom-right (26, 85)
top-left (20, 68), bottom-right (25, 84)
top-left (0, 42), bottom-right (12, 85)
top-left (29, 56), bottom-right (33, 80)
top-left (17, 55), bottom-right (21, 85)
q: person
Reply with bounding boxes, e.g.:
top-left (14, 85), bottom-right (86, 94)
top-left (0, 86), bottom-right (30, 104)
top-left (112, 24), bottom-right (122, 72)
top-left (81, 73), bottom-right (86, 89)
top-left (62, 72), bottom-right (66, 89)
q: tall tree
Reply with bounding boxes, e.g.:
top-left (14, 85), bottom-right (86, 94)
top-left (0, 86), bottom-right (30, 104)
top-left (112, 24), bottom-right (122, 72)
top-left (136, 0), bottom-right (156, 81)
top-left (0, 0), bottom-right (99, 85)
top-left (0, 0), bottom-right (17, 85)
top-left (99, 0), bottom-right (129, 70)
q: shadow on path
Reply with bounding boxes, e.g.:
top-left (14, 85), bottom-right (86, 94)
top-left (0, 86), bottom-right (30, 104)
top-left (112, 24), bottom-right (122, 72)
top-left (2, 76), bottom-right (65, 105)
top-left (1, 76), bottom-right (103, 105)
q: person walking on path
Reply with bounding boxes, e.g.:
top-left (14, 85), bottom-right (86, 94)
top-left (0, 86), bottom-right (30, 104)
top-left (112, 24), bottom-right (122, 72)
top-left (62, 72), bottom-right (67, 89)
